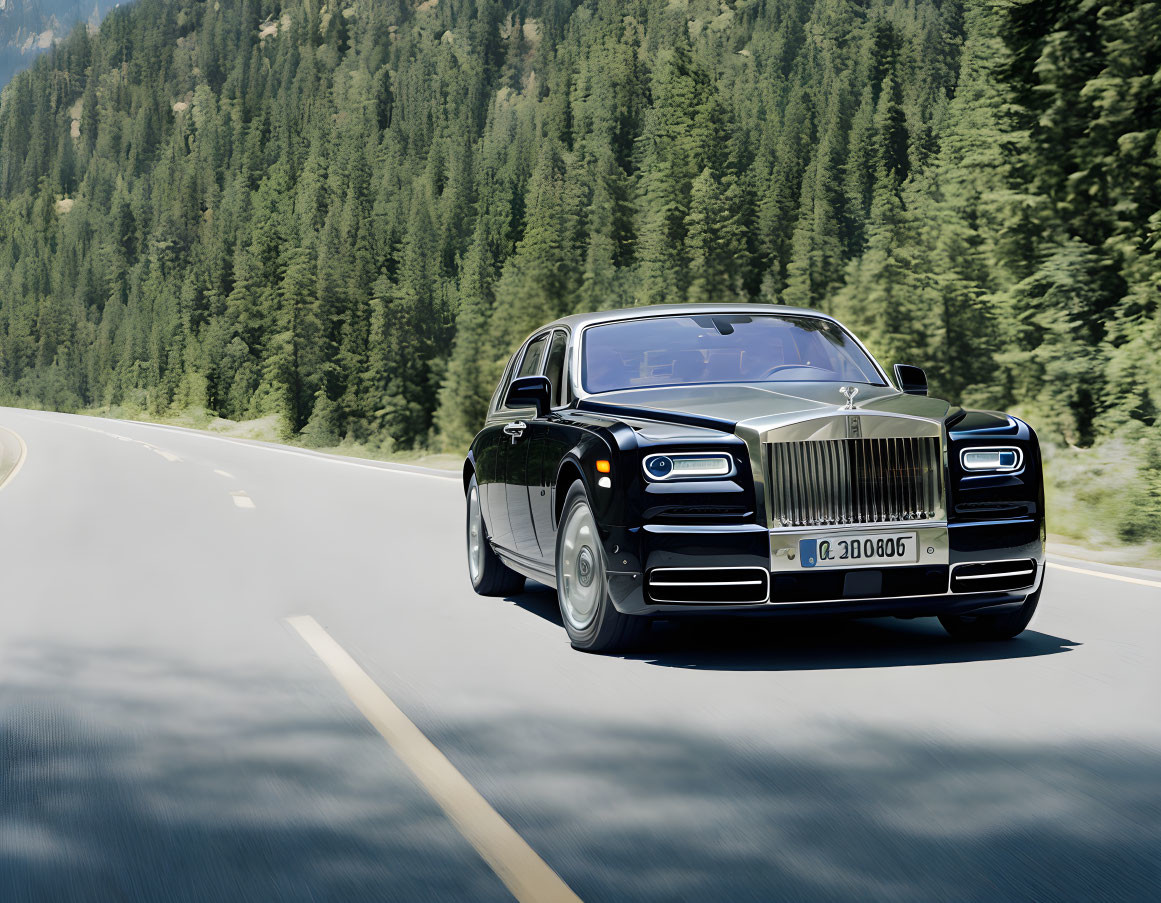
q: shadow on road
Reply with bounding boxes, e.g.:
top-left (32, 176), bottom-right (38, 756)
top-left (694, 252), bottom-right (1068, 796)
top-left (1, 641), bottom-right (1154, 903)
top-left (0, 643), bottom-right (510, 903)
top-left (436, 716), bottom-right (1161, 903)
top-left (505, 584), bottom-right (1079, 671)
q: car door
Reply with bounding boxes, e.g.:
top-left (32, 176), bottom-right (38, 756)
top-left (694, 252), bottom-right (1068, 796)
top-left (477, 354), bottom-right (519, 551)
top-left (528, 329), bottom-right (573, 565)
top-left (501, 331), bottom-right (550, 558)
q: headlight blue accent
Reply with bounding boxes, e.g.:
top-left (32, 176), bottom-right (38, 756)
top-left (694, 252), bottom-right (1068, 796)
top-left (645, 455), bottom-right (673, 479)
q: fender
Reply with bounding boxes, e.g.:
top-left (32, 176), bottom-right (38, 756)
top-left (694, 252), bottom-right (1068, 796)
top-left (462, 448), bottom-right (477, 493)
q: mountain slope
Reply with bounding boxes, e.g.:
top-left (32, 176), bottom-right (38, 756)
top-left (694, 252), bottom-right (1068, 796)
top-left (0, 0), bottom-right (1156, 539)
top-left (0, 0), bottom-right (966, 439)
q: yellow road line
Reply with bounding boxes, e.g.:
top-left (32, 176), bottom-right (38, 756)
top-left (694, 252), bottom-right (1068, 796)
top-left (0, 427), bottom-right (28, 493)
top-left (1047, 561), bottom-right (1161, 590)
top-left (287, 615), bottom-right (582, 903)
top-left (230, 491), bottom-right (255, 509)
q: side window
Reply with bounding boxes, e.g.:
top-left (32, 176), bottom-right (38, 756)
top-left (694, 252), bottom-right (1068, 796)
top-left (489, 354), bottom-right (518, 416)
top-left (516, 333), bottom-right (549, 379)
top-left (500, 332), bottom-right (549, 412)
top-left (544, 330), bottom-right (569, 408)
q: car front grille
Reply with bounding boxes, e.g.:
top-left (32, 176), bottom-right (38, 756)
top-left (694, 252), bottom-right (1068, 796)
top-left (767, 437), bottom-right (943, 528)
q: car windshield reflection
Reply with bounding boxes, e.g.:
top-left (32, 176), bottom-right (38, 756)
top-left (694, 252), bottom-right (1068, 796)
top-left (580, 314), bottom-right (885, 394)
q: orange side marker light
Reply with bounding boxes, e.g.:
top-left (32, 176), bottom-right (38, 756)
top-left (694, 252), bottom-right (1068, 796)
top-left (595, 460), bottom-right (612, 473)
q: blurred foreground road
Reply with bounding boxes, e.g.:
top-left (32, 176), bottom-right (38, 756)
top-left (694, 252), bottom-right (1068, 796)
top-left (0, 407), bottom-right (1158, 902)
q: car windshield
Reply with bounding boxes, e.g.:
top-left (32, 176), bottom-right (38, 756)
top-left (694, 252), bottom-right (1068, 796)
top-left (580, 314), bottom-right (884, 394)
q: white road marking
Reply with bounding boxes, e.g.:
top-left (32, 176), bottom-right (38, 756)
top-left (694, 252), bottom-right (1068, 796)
top-left (214, 469), bottom-right (234, 478)
top-left (287, 615), bottom-right (582, 903)
top-left (1047, 561), bottom-right (1161, 590)
top-left (231, 491), bottom-right (255, 509)
top-left (144, 444), bottom-right (182, 463)
top-left (198, 439), bottom-right (457, 479)
top-left (17, 411), bottom-right (459, 481)
top-left (114, 419), bottom-right (458, 480)
top-left (0, 427), bottom-right (28, 492)
top-left (60, 422), bottom-right (182, 462)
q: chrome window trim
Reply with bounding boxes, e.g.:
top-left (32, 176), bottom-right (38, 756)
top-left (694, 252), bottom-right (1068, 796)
top-left (959, 446), bottom-right (1024, 473)
top-left (544, 326), bottom-right (573, 412)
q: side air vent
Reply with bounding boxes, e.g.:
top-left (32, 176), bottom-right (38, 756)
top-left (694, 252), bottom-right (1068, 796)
top-left (951, 560), bottom-right (1037, 593)
top-left (646, 567), bottom-right (770, 604)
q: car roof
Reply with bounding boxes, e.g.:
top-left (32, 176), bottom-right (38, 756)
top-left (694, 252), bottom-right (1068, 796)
top-left (543, 303), bottom-right (833, 333)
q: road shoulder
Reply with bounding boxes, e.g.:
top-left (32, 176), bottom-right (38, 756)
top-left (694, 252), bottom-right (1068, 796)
top-left (0, 426), bottom-right (27, 492)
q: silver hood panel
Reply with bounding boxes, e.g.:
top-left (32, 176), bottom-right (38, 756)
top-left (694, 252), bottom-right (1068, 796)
top-left (580, 382), bottom-right (953, 434)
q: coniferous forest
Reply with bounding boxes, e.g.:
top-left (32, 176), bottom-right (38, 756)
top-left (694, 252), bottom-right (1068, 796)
top-left (0, 0), bottom-right (1158, 542)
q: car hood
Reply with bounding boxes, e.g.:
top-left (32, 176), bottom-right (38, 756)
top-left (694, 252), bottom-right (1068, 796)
top-left (576, 382), bottom-right (954, 432)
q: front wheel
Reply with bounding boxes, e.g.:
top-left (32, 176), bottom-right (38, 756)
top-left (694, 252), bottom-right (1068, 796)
top-left (466, 474), bottom-right (524, 597)
top-left (938, 585), bottom-right (1042, 641)
top-left (555, 482), bottom-right (649, 653)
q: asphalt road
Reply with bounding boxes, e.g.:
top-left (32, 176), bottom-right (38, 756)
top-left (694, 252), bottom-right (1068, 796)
top-left (0, 407), bottom-right (1158, 903)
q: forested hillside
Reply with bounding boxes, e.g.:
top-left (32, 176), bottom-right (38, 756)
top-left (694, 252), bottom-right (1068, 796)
top-left (0, 0), bottom-right (1157, 538)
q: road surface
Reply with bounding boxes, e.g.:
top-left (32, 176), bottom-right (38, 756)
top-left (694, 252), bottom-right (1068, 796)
top-left (0, 407), bottom-right (1157, 902)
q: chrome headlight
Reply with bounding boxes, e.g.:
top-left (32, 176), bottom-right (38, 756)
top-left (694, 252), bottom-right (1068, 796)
top-left (643, 453), bottom-right (735, 481)
top-left (960, 447), bottom-right (1023, 472)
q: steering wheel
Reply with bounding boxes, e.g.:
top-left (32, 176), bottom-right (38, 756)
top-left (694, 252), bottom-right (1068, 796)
top-left (758, 364), bottom-right (830, 379)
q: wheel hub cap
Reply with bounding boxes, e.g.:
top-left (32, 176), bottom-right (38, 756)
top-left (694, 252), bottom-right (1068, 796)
top-left (577, 547), bottom-right (595, 587)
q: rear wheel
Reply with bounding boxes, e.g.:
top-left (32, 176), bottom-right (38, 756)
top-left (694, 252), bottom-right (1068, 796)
top-left (938, 585), bottom-right (1041, 641)
top-left (466, 474), bottom-right (524, 597)
top-left (555, 482), bottom-right (649, 653)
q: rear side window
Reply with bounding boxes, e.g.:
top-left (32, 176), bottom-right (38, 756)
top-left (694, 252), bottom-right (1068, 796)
top-left (517, 333), bottom-right (549, 378)
top-left (499, 332), bottom-right (549, 412)
top-left (489, 354), bottom-right (517, 415)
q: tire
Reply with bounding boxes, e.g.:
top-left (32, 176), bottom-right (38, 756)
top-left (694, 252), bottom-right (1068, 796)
top-left (938, 585), bottom-right (1042, 641)
top-left (555, 481), bottom-right (650, 653)
top-left (466, 473), bottom-right (524, 597)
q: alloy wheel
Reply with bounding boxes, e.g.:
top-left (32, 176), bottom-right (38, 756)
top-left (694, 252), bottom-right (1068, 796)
top-left (559, 500), bottom-right (603, 630)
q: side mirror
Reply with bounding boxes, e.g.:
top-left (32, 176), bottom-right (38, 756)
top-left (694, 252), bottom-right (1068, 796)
top-left (505, 375), bottom-right (552, 417)
top-left (893, 364), bottom-right (928, 396)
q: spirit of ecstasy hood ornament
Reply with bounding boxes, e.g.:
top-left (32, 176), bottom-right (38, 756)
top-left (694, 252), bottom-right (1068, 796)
top-left (838, 386), bottom-right (859, 410)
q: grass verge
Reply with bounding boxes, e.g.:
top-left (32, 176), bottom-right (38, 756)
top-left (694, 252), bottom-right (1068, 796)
top-left (80, 405), bottom-right (463, 472)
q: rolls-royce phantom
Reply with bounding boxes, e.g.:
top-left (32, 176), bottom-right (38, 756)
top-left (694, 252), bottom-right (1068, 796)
top-left (464, 304), bottom-right (1045, 652)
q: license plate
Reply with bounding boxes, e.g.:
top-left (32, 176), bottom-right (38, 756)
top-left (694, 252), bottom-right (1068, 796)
top-left (799, 533), bottom-right (918, 568)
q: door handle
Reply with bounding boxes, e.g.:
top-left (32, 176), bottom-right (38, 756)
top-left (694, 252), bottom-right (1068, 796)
top-left (503, 421), bottom-right (527, 442)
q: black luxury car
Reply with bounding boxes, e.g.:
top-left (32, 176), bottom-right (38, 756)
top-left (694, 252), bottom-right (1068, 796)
top-left (464, 304), bottom-right (1045, 652)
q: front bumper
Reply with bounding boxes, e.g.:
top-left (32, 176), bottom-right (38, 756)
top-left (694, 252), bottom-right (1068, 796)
top-left (604, 517), bottom-right (1044, 618)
